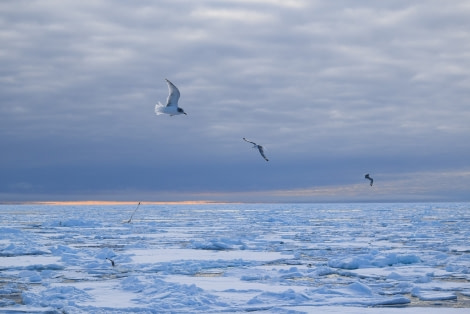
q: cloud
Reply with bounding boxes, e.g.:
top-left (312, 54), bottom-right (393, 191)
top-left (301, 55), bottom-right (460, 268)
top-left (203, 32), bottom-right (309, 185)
top-left (1, 0), bottom-right (469, 201)
top-left (191, 8), bottom-right (274, 23)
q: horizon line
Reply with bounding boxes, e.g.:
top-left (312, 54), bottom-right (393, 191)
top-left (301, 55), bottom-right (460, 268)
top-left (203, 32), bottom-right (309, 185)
top-left (0, 200), bottom-right (231, 206)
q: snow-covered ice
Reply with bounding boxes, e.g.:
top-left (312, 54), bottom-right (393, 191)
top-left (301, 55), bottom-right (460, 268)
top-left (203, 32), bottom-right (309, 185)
top-left (1, 202), bottom-right (469, 313)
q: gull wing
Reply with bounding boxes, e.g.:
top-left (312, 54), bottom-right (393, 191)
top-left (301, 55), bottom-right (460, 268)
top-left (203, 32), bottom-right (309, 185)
top-left (258, 145), bottom-right (269, 161)
top-left (165, 79), bottom-right (180, 107)
top-left (243, 137), bottom-right (257, 146)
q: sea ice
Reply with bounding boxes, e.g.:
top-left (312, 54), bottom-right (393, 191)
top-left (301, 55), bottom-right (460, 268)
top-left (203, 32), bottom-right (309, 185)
top-left (0, 202), bottom-right (469, 312)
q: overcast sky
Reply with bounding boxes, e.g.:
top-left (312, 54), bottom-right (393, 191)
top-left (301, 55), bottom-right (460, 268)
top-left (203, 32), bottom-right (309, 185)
top-left (1, 0), bottom-right (469, 202)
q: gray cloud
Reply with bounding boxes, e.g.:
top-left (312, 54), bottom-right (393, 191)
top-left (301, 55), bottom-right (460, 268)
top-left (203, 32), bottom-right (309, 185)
top-left (1, 0), bottom-right (469, 201)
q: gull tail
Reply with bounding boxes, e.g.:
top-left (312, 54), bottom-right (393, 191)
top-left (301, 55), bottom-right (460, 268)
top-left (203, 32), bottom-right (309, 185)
top-left (155, 102), bottom-right (164, 115)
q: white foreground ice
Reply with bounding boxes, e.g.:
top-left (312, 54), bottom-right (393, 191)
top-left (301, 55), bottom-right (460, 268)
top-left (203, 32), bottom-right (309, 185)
top-left (1, 203), bottom-right (469, 313)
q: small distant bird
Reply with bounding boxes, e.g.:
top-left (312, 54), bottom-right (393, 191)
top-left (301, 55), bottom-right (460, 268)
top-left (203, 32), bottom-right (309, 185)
top-left (365, 173), bottom-right (374, 186)
top-left (243, 138), bottom-right (269, 161)
top-left (126, 202), bottom-right (141, 223)
top-left (155, 79), bottom-right (187, 116)
top-left (106, 258), bottom-right (115, 267)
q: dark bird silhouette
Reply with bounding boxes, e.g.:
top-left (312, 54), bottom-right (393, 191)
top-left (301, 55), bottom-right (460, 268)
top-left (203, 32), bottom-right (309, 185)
top-left (106, 258), bottom-right (115, 267)
top-left (126, 202), bottom-right (141, 223)
top-left (243, 138), bottom-right (269, 161)
top-left (365, 173), bottom-right (374, 186)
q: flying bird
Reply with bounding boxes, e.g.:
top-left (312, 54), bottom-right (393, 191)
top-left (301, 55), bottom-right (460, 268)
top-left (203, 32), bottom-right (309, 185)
top-left (125, 202), bottom-right (141, 223)
top-left (243, 138), bottom-right (269, 161)
top-left (155, 79), bottom-right (187, 116)
top-left (364, 173), bottom-right (374, 186)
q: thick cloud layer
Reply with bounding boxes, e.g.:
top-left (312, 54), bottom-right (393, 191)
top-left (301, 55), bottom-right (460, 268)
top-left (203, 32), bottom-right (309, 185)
top-left (1, 0), bottom-right (469, 201)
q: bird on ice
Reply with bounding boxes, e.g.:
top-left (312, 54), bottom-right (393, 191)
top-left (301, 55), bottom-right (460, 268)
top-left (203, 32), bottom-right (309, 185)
top-left (106, 258), bottom-right (115, 267)
top-left (155, 79), bottom-right (187, 116)
top-left (243, 138), bottom-right (269, 161)
top-left (364, 173), bottom-right (374, 186)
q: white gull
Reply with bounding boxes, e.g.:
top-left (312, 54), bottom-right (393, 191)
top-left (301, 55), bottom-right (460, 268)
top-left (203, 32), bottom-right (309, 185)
top-left (155, 79), bottom-right (187, 116)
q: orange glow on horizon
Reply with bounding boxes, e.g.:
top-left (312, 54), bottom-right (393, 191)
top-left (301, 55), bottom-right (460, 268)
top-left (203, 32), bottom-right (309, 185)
top-left (31, 200), bottom-right (222, 206)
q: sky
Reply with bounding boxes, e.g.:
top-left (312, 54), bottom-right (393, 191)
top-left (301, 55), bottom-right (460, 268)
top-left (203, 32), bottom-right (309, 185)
top-left (1, 0), bottom-right (470, 202)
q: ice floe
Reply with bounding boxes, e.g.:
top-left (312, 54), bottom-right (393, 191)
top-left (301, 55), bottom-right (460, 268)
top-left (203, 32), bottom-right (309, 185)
top-left (0, 202), bottom-right (469, 312)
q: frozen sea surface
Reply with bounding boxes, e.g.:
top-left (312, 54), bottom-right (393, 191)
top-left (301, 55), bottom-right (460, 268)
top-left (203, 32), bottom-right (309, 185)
top-left (1, 202), bottom-right (469, 313)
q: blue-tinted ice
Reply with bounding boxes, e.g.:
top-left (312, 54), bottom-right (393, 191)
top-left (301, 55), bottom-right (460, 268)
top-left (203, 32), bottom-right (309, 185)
top-left (1, 203), bottom-right (469, 312)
